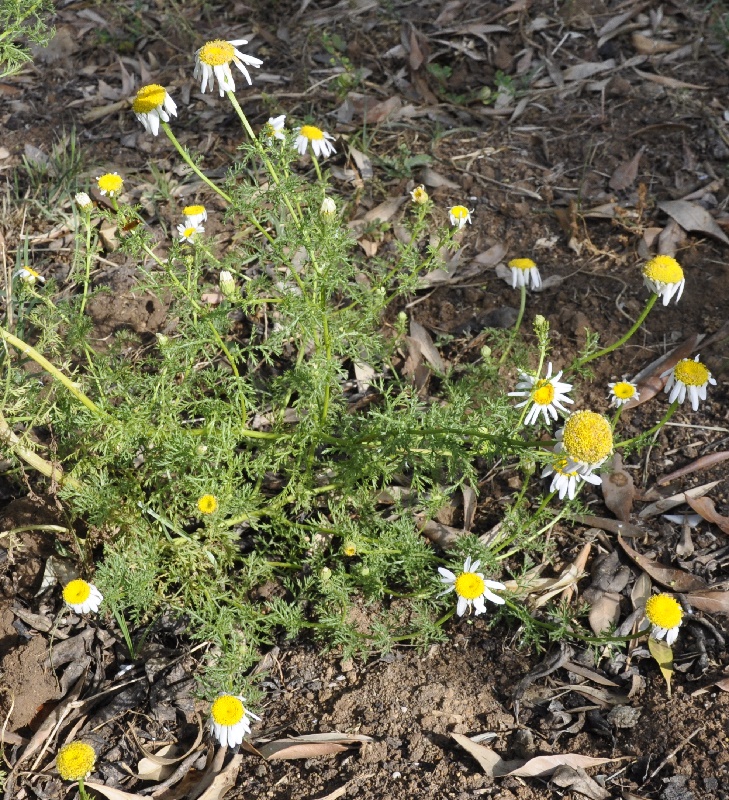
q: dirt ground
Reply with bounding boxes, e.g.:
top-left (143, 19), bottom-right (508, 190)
top-left (2, 0), bottom-right (729, 798)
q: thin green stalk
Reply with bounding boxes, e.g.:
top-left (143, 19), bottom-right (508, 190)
top-left (573, 292), bottom-right (658, 369)
top-left (495, 502), bottom-right (568, 561)
top-left (615, 399), bottom-right (679, 448)
top-left (0, 327), bottom-right (109, 420)
top-left (311, 153), bottom-right (324, 185)
top-left (499, 283), bottom-right (527, 365)
top-left (160, 121), bottom-right (232, 204)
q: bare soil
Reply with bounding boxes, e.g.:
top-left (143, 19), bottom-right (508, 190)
top-left (2, 1), bottom-right (729, 799)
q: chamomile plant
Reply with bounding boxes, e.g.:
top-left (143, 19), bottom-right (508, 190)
top-left (1, 32), bottom-right (716, 699)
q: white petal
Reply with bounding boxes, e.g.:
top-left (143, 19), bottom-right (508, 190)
top-left (456, 596), bottom-right (468, 616)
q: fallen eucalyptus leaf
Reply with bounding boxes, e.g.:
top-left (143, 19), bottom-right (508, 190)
top-left (639, 480), bottom-right (723, 518)
top-left (685, 496), bottom-right (729, 535)
top-left (657, 199), bottom-right (729, 245)
top-left (600, 453), bottom-right (634, 522)
top-left (685, 591), bottom-right (729, 614)
top-left (618, 536), bottom-right (708, 592)
top-left (656, 451), bottom-right (729, 486)
top-left (257, 732), bottom-right (373, 760)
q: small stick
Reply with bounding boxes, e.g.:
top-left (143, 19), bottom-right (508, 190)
top-left (647, 726), bottom-right (703, 781)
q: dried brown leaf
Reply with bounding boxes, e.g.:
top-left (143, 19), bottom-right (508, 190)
top-left (588, 590), bottom-right (621, 635)
top-left (507, 753), bottom-right (617, 778)
top-left (572, 515), bottom-right (643, 537)
top-left (257, 733), bottom-right (373, 760)
top-left (462, 484), bottom-right (477, 532)
top-left (450, 734), bottom-right (521, 777)
top-left (197, 753), bottom-right (243, 800)
top-left (635, 69), bottom-right (707, 90)
top-left (84, 784), bottom-right (143, 800)
top-left (631, 33), bottom-right (681, 55)
top-left (550, 765), bottom-right (609, 799)
top-left (648, 636), bottom-right (673, 697)
top-left (658, 200), bottom-right (729, 245)
top-left (685, 496), bottom-right (729, 534)
top-left (472, 244), bottom-right (507, 266)
top-left (600, 453), bottom-right (635, 522)
top-left (618, 536), bottom-right (708, 592)
top-left (564, 662), bottom-right (620, 688)
top-left (409, 321), bottom-right (445, 372)
top-left (692, 677), bottom-right (729, 696)
top-left (421, 167), bottom-right (459, 189)
top-left (685, 591), bottom-right (729, 614)
top-left (631, 572), bottom-right (652, 611)
top-left (563, 60), bottom-right (616, 81)
top-left (657, 452), bottom-right (729, 486)
top-left (609, 147), bottom-right (644, 191)
top-left (348, 146), bottom-right (373, 181)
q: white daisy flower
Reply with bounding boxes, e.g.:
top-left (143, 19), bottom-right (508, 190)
top-left (645, 593), bottom-right (683, 646)
top-left (62, 579), bottom-right (103, 614)
top-left (608, 380), bottom-right (639, 408)
top-left (642, 254), bottom-right (685, 306)
top-left (661, 354), bottom-right (716, 411)
top-left (555, 410), bottom-right (613, 476)
top-left (178, 222), bottom-right (205, 243)
top-left (438, 556), bottom-right (505, 617)
top-left (508, 362), bottom-right (574, 426)
top-left (448, 205), bottom-right (472, 229)
top-left (294, 124), bottom-right (336, 158)
top-left (541, 455), bottom-right (601, 501)
top-left (15, 266), bottom-right (45, 285)
top-left (183, 204), bottom-right (208, 226)
top-left (209, 694), bottom-right (261, 748)
top-left (508, 258), bottom-right (542, 290)
top-left (263, 114), bottom-right (286, 141)
top-left (194, 39), bottom-right (263, 96)
top-left (132, 84), bottom-right (177, 136)
top-left (320, 197), bottom-right (336, 218)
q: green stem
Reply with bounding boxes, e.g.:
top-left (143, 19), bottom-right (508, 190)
top-left (615, 399), bottom-right (679, 448)
top-left (499, 282), bottom-right (527, 365)
top-left (79, 210), bottom-right (94, 316)
top-left (574, 292), bottom-right (658, 369)
top-left (0, 327), bottom-right (109, 420)
top-left (312, 153), bottom-right (324, 185)
top-left (161, 122), bottom-right (232, 204)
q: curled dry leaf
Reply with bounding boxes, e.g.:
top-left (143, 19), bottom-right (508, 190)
top-left (588, 590), bottom-right (621, 636)
top-left (609, 147), bottom-right (645, 191)
top-left (572, 514), bottom-right (643, 537)
top-left (550, 765), bottom-right (609, 800)
top-left (685, 591), bottom-right (729, 615)
top-left (85, 785), bottom-right (144, 800)
top-left (409, 320), bottom-right (446, 372)
top-left (507, 753), bottom-right (618, 778)
top-left (685, 496), bottom-right (729, 535)
top-left (639, 480), bottom-right (723, 518)
top-left (256, 732), bottom-right (373, 760)
top-left (618, 536), bottom-right (708, 592)
top-left (658, 199), bottom-right (729, 245)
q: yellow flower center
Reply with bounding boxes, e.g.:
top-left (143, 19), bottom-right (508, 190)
top-left (300, 124), bottom-right (324, 141)
top-left (198, 494), bottom-right (218, 514)
top-left (673, 358), bottom-right (710, 387)
top-left (509, 258), bottom-right (536, 271)
top-left (454, 571), bottom-right (485, 600)
top-left (199, 40), bottom-right (235, 66)
top-left (343, 542), bottom-right (357, 556)
top-left (133, 84), bottom-right (166, 113)
top-left (182, 226), bottom-right (198, 239)
top-left (63, 579), bottom-right (91, 605)
top-left (562, 410), bottom-right (613, 465)
top-left (211, 695), bottom-right (245, 726)
top-left (183, 204), bottom-right (205, 217)
top-left (612, 381), bottom-right (636, 399)
top-left (56, 741), bottom-right (96, 781)
top-left (645, 594), bottom-right (682, 629)
top-left (450, 205), bottom-right (469, 220)
top-left (23, 266), bottom-right (41, 278)
top-left (97, 173), bottom-right (123, 194)
top-left (532, 379), bottom-right (555, 406)
top-left (642, 255), bottom-right (683, 284)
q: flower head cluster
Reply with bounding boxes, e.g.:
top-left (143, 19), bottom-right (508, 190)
top-left (56, 741), bottom-right (96, 781)
top-left (508, 363), bottom-right (573, 426)
top-left (62, 579), bottom-right (103, 614)
top-left (410, 185), bottom-right (429, 205)
top-left (642, 254), bottom-right (684, 305)
top-left (645, 593), bottom-right (682, 645)
top-left (97, 172), bottom-right (124, 197)
top-left (662, 354), bottom-right (716, 411)
top-left (294, 125), bottom-right (336, 158)
top-left (132, 84), bottom-right (177, 136)
top-left (194, 39), bottom-right (263, 96)
top-left (608, 380), bottom-right (639, 408)
top-left (178, 222), bottom-right (204, 243)
top-left (448, 205), bottom-right (472, 229)
top-left (75, 192), bottom-right (93, 211)
top-left (508, 258), bottom-right (542, 290)
top-left (183, 205), bottom-right (207, 226)
top-left (438, 556), bottom-right (505, 616)
top-left (16, 266), bottom-right (45, 285)
top-left (557, 410), bottom-right (613, 475)
top-left (209, 694), bottom-right (260, 748)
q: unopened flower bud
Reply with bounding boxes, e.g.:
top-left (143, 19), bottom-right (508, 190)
top-left (75, 192), bottom-right (93, 210)
top-left (320, 567), bottom-right (332, 582)
top-left (320, 197), bottom-right (336, 219)
top-left (219, 270), bottom-right (237, 300)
